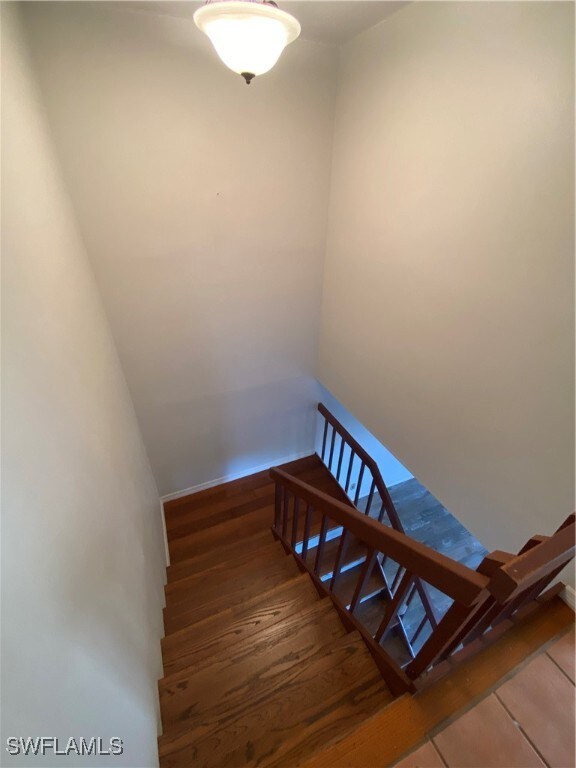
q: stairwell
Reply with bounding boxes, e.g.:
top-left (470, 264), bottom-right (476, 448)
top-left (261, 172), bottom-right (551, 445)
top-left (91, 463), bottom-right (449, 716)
top-left (158, 448), bottom-right (575, 768)
top-left (159, 456), bottom-right (392, 767)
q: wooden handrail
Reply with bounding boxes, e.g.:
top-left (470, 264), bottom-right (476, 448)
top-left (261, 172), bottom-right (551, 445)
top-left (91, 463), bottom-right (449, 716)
top-left (271, 466), bottom-right (575, 692)
top-left (488, 520), bottom-right (575, 602)
top-left (317, 403), bottom-right (403, 531)
top-left (270, 468), bottom-right (489, 606)
top-left (317, 402), bottom-right (441, 655)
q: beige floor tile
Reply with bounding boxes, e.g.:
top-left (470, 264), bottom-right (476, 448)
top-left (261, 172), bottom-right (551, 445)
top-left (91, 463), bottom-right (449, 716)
top-left (432, 694), bottom-right (544, 768)
top-left (497, 653), bottom-right (575, 768)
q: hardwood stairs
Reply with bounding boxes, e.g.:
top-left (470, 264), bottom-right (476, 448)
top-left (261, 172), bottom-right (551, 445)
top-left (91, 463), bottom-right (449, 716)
top-left (159, 456), bottom-right (393, 767)
top-left (158, 453), bottom-right (575, 767)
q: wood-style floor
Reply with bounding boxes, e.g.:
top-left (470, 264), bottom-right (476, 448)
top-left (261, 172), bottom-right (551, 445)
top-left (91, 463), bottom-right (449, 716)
top-left (158, 453), bottom-right (575, 767)
top-left (159, 455), bottom-right (392, 768)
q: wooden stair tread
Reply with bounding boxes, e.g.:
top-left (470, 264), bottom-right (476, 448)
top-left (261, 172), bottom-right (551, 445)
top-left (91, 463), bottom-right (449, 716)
top-left (304, 533), bottom-right (368, 580)
top-left (165, 477), bottom-right (274, 521)
top-left (165, 550), bottom-right (297, 613)
top-left (163, 556), bottom-right (300, 633)
top-left (353, 593), bottom-right (386, 635)
top-left (159, 601), bottom-right (347, 735)
top-left (332, 560), bottom-right (386, 609)
top-left (260, 676), bottom-right (389, 768)
top-left (159, 632), bottom-right (390, 768)
top-left (159, 458), bottom-right (395, 768)
top-left (167, 455), bottom-right (350, 564)
top-left (166, 529), bottom-right (275, 583)
top-left (168, 506), bottom-right (276, 563)
top-left (162, 573), bottom-right (318, 670)
top-left (167, 487), bottom-right (276, 541)
top-left (163, 455), bottom-right (319, 519)
top-left (351, 595), bottom-right (414, 667)
top-left (164, 456), bottom-right (331, 533)
top-left (165, 540), bottom-right (286, 602)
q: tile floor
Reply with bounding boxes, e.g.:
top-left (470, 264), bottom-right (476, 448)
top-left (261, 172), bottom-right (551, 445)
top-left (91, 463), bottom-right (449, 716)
top-left (394, 627), bottom-right (575, 768)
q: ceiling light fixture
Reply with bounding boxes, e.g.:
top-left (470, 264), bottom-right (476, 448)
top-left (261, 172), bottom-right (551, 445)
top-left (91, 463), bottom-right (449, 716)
top-left (193, 0), bottom-right (301, 84)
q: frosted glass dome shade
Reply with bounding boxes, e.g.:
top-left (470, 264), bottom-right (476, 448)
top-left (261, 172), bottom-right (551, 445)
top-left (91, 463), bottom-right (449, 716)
top-left (194, 1), bottom-right (301, 83)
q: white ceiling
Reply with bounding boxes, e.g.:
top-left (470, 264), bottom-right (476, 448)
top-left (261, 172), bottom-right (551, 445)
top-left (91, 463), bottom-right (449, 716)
top-left (129, 1), bottom-right (410, 46)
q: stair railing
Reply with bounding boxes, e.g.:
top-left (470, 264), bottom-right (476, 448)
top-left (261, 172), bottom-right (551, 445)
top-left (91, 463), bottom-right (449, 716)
top-left (318, 403), bottom-right (403, 528)
top-left (317, 402), bottom-right (439, 654)
top-left (271, 466), bottom-right (575, 694)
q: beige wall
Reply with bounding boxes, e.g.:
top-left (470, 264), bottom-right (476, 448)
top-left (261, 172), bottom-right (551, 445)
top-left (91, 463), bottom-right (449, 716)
top-left (22, 2), bottom-right (337, 496)
top-left (319, 2), bottom-right (575, 557)
top-left (1, 5), bottom-right (166, 764)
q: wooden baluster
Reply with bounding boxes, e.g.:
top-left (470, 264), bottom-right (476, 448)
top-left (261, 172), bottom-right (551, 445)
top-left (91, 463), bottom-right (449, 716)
top-left (364, 478), bottom-right (376, 517)
top-left (336, 440), bottom-right (346, 482)
top-left (453, 551), bottom-right (516, 649)
top-left (291, 497), bottom-right (300, 549)
top-left (314, 514), bottom-right (330, 575)
top-left (403, 583), bottom-right (418, 611)
top-left (487, 561), bottom-right (568, 634)
top-left (281, 490), bottom-right (290, 541)
top-left (274, 483), bottom-right (282, 531)
top-left (415, 580), bottom-right (440, 630)
top-left (406, 596), bottom-right (489, 679)
top-left (301, 504), bottom-right (313, 561)
top-left (466, 527), bottom-right (575, 646)
top-left (460, 542), bottom-right (558, 650)
top-left (345, 452), bottom-right (355, 493)
top-left (377, 500), bottom-right (388, 524)
top-left (330, 530), bottom-right (350, 592)
top-left (410, 615), bottom-right (429, 647)
top-left (375, 570), bottom-right (414, 643)
top-left (350, 548), bottom-right (377, 615)
top-left (459, 601), bottom-right (500, 647)
top-left (354, 462), bottom-right (366, 506)
top-left (396, 618), bottom-right (416, 659)
top-left (328, 428), bottom-right (337, 471)
top-left (320, 418), bottom-right (328, 461)
top-left (391, 564), bottom-right (405, 593)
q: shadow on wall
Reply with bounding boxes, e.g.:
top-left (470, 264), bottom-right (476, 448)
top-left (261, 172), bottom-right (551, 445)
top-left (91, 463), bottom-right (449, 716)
top-left (141, 300), bottom-right (320, 498)
top-left (316, 383), bottom-right (414, 491)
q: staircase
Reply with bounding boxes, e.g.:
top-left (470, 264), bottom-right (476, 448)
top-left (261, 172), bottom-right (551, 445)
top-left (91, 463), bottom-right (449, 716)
top-left (159, 456), bottom-right (393, 767)
top-left (158, 424), bottom-right (575, 767)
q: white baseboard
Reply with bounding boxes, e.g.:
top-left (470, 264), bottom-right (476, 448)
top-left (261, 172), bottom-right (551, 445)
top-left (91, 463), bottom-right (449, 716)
top-left (560, 584), bottom-right (575, 611)
top-left (160, 450), bottom-right (315, 504)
